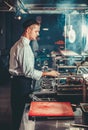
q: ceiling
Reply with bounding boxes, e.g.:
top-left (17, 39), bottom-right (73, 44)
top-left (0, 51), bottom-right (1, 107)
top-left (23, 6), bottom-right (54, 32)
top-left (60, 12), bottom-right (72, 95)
top-left (0, 0), bottom-right (88, 14)
top-left (0, 0), bottom-right (16, 12)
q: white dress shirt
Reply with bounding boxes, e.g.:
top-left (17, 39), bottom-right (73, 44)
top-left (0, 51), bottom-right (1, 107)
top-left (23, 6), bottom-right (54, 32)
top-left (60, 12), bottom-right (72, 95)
top-left (9, 36), bottom-right (42, 80)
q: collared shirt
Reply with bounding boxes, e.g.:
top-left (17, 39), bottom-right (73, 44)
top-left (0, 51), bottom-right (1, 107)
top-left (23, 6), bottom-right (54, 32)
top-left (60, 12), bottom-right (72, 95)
top-left (9, 36), bottom-right (42, 80)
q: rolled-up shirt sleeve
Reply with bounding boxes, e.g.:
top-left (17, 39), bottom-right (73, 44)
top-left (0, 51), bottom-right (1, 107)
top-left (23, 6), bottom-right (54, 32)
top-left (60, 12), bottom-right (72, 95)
top-left (17, 43), bottom-right (42, 80)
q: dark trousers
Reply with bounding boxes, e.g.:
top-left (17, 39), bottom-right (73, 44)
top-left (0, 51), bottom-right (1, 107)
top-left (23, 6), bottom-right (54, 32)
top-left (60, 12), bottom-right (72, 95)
top-left (10, 76), bottom-right (32, 130)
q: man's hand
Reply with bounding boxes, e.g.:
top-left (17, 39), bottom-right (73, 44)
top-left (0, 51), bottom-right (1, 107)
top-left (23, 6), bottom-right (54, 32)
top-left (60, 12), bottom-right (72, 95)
top-left (42, 70), bottom-right (60, 77)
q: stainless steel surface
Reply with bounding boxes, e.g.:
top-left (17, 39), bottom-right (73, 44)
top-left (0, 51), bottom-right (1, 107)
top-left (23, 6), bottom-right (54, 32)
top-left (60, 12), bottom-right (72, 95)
top-left (34, 74), bottom-right (87, 102)
top-left (16, 0), bottom-right (88, 14)
top-left (19, 103), bottom-right (87, 130)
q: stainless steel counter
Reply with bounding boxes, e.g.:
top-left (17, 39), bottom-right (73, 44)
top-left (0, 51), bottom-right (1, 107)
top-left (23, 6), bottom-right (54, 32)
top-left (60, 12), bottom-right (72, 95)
top-left (19, 103), bottom-right (88, 130)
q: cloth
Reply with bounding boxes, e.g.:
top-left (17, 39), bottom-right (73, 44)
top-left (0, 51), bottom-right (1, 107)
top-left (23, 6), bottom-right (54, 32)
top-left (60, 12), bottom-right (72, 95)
top-left (11, 76), bottom-right (32, 130)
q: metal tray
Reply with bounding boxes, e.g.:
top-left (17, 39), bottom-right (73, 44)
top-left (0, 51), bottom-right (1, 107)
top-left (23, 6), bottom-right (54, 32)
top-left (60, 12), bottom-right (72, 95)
top-left (80, 103), bottom-right (88, 113)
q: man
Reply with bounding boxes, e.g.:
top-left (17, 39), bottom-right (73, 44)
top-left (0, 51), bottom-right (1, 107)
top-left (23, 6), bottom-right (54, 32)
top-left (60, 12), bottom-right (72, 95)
top-left (9, 19), bottom-right (59, 130)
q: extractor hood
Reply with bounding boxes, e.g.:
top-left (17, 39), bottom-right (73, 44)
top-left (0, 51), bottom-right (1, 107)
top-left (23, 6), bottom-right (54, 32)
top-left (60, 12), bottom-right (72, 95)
top-left (0, 0), bottom-right (88, 13)
top-left (16, 0), bottom-right (88, 14)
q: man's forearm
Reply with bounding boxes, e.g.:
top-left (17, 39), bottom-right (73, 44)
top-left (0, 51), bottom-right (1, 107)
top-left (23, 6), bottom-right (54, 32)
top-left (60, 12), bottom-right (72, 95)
top-left (42, 70), bottom-right (60, 77)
